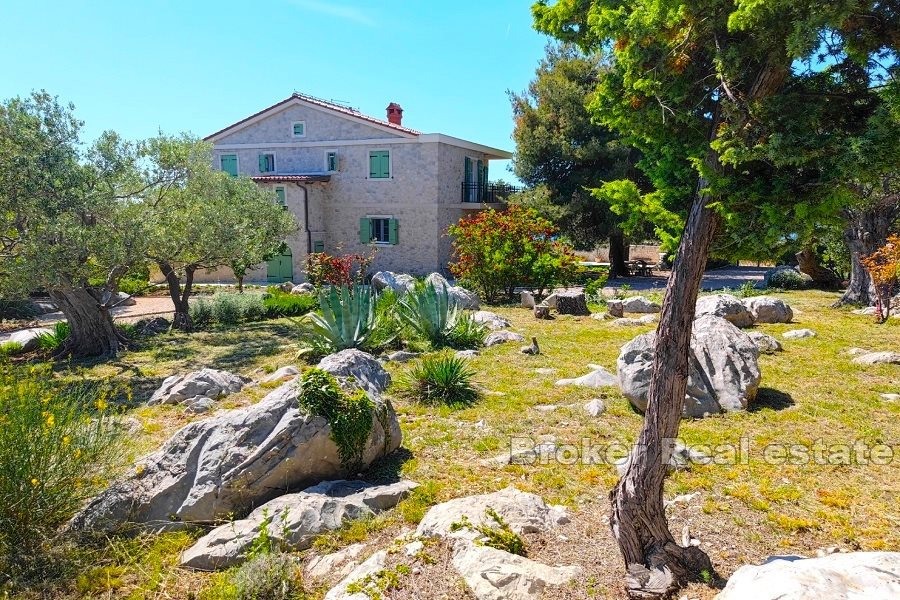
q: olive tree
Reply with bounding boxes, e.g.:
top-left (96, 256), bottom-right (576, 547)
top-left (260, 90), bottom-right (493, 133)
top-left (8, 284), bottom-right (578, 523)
top-left (141, 136), bottom-right (296, 330)
top-left (0, 92), bottom-right (147, 357)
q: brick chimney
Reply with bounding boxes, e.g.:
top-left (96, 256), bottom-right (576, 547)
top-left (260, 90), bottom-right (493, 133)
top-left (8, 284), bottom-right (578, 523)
top-left (386, 102), bottom-right (403, 126)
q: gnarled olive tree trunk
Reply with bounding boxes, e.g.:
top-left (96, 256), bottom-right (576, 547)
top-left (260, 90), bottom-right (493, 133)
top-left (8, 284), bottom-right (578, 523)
top-left (48, 287), bottom-right (123, 358)
top-left (796, 246), bottom-right (841, 290)
top-left (837, 208), bottom-right (894, 305)
top-left (158, 262), bottom-right (196, 331)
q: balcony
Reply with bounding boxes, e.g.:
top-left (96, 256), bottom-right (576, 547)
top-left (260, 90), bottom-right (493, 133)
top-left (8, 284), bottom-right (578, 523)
top-left (460, 182), bottom-right (522, 204)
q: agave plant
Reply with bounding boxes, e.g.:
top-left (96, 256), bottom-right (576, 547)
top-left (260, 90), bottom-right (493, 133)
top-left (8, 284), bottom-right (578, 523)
top-left (304, 285), bottom-right (378, 351)
top-left (397, 281), bottom-right (484, 349)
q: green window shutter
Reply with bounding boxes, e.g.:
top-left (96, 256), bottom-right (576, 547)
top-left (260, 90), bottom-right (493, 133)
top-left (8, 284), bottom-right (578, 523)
top-left (221, 154), bottom-right (237, 177)
top-left (381, 152), bottom-right (390, 177)
top-left (389, 219), bottom-right (399, 245)
top-left (464, 157), bottom-right (472, 183)
top-left (369, 151), bottom-right (390, 178)
top-left (313, 240), bottom-right (324, 253)
top-left (293, 122), bottom-right (304, 136)
top-left (359, 218), bottom-right (372, 244)
top-left (327, 152), bottom-right (337, 171)
top-left (369, 153), bottom-right (378, 178)
top-left (483, 162), bottom-right (489, 184)
top-left (258, 154), bottom-right (267, 172)
top-left (275, 187), bottom-right (286, 207)
top-left (476, 159), bottom-right (484, 187)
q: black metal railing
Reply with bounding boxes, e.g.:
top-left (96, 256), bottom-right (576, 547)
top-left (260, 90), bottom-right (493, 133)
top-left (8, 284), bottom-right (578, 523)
top-left (460, 182), bottom-right (523, 203)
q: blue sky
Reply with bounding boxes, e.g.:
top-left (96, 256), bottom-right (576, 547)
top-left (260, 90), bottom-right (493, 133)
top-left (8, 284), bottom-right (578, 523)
top-left (2, 1), bottom-right (551, 182)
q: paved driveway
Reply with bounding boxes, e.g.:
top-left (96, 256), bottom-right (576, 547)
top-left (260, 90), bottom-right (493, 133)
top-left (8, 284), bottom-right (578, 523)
top-left (604, 266), bottom-right (767, 292)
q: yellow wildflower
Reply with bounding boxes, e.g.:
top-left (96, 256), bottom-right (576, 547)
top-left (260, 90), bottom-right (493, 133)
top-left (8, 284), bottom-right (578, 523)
top-left (62, 436), bottom-right (70, 446)
top-left (45, 413), bottom-right (55, 428)
top-left (95, 398), bottom-right (108, 412)
top-left (74, 448), bottom-right (82, 459)
top-left (30, 478), bottom-right (38, 486)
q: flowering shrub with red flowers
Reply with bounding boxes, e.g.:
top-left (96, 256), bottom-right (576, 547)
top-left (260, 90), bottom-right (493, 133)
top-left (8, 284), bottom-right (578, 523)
top-left (861, 234), bottom-right (899, 323)
top-left (448, 206), bottom-right (580, 303)
top-left (305, 246), bottom-right (375, 287)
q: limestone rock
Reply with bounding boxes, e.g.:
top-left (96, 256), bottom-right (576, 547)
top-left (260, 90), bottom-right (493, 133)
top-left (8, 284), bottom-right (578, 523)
top-left (622, 296), bottom-right (661, 314)
top-left (543, 293), bottom-right (558, 309)
top-left (748, 331), bottom-right (783, 354)
top-left (385, 350), bottom-right (419, 363)
top-left (324, 550), bottom-right (388, 600)
top-left (7, 327), bottom-right (52, 352)
top-left (484, 330), bottom-right (526, 347)
top-left (183, 397), bottom-right (215, 414)
top-left (181, 480), bottom-right (417, 570)
top-left (715, 552), bottom-right (900, 600)
top-left (291, 282), bottom-right (315, 295)
top-left (147, 368), bottom-right (249, 406)
top-left (607, 300), bottom-right (624, 317)
top-left (881, 393), bottom-right (900, 401)
top-left (616, 441), bottom-right (709, 476)
top-left (617, 315), bottom-right (761, 418)
top-left (306, 543), bottom-right (368, 581)
top-left (584, 398), bottom-right (606, 417)
top-left (852, 351), bottom-right (900, 365)
top-left (416, 487), bottom-right (569, 539)
top-left (451, 540), bottom-right (582, 600)
top-left (425, 272), bottom-right (480, 309)
top-left (371, 271), bottom-right (416, 295)
top-left (456, 349), bottom-right (479, 359)
top-left (611, 315), bottom-right (657, 326)
top-left (317, 349), bottom-right (391, 396)
top-left (69, 378), bottom-right (402, 534)
top-left (521, 291), bottom-right (536, 309)
top-left (742, 296), bottom-right (793, 324)
top-left (696, 294), bottom-right (754, 328)
top-left (277, 281), bottom-right (296, 293)
top-left (114, 291), bottom-right (137, 306)
top-left (783, 329), bottom-right (816, 339)
top-left (555, 291), bottom-right (589, 316)
top-left (259, 365), bottom-right (300, 384)
top-left (533, 304), bottom-right (551, 320)
top-left (473, 311), bottom-right (511, 330)
top-left (555, 366), bottom-right (618, 389)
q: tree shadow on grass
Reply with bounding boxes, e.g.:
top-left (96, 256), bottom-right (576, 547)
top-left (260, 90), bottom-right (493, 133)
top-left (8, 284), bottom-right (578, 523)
top-left (750, 387), bottom-right (795, 412)
top-left (362, 447), bottom-right (415, 484)
top-left (207, 321), bottom-right (299, 370)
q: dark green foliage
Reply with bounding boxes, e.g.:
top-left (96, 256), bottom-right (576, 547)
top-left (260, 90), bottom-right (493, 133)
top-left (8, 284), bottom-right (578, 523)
top-left (0, 299), bottom-right (38, 320)
top-left (446, 314), bottom-right (487, 350)
top-left (365, 289), bottom-right (402, 353)
top-left (296, 368), bottom-right (374, 470)
top-left (189, 297), bottom-right (213, 328)
top-left (230, 552), bottom-right (301, 600)
top-left (767, 269), bottom-right (810, 290)
top-left (263, 289), bottom-right (317, 318)
top-left (190, 294), bottom-right (268, 327)
top-left (402, 355), bottom-right (478, 407)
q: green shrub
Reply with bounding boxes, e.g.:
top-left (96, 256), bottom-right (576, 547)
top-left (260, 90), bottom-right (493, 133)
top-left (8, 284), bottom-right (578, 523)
top-left (212, 294), bottom-right (243, 325)
top-left (767, 268), bottom-right (810, 290)
top-left (0, 365), bottom-right (122, 573)
top-left (263, 290), bottom-right (318, 318)
top-left (0, 342), bottom-right (24, 358)
top-left (190, 297), bottom-right (214, 328)
top-left (239, 294), bottom-right (267, 322)
top-left (450, 508), bottom-right (526, 556)
top-left (446, 314), bottom-right (487, 350)
top-left (230, 552), bottom-right (301, 600)
top-left (297, 368), bottom-right (374, 469)
top-left (0, 299), bottom-right (38, 320)
top-left (402, 355), bottom-right (478, 406)
top-left (304, 285), bottom-right (379, 352)
top-left (36, 321), bottom-right (70, 352)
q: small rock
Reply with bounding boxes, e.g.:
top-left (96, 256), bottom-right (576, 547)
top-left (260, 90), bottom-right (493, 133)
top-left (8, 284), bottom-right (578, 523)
top-left (590, 312), bottom-right (616, 321)
top-left (783, 328), bottom-right (816, 339)
top-left (555, 366), bottom-right (618, 388)
top-left (880, 393), bottom-right (900, 401)
top-left (521, 291), bottom-right (536, 309)
top-left (622, 296), bottom-right (660, 314)
top-left (616, 441), bottom-right (709, 476)
top-left (455, 349), bottom-right (479, 359)
top-left (291, 282), bottom-right (316, 295)
top-left (665, 492), bottom-right (699, 508)
top-left (852, 351), bottom-right (900, 365)
top-left (747, 331), bottom-right (783, 354)
top-left (324, 550), bottom-right (388, 600)
top-left (534, 404), bottom-right (559, 413)
top-left (534, 368), bottom-right (557, 375)
top-left (386, 351), bottom-right (419, 363)
top-left (6, 327), bottom-right (52, 352)
top-left (482, 442), bottom-right (558, 467)
top-left (484, 330), bottom-right (526, 347)
top-left (404, 540), bottom-right (424, 556)
top-left (259, 365), bottom-right (300, 384)
top-left (584, 398), bottom-right (606, 417)
top-left (533, 304), bottom-right (551, 320)
top-left (607, 300), bottom-right (624, 318)
top-left (473, 311), bottom-right (511, 330)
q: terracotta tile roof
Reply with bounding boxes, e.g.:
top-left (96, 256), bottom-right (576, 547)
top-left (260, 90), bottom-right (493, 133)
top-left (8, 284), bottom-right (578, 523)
top-left (250, 174), bottom-right (332, 183)
top-left (205, 93), bottom-right (420, 141)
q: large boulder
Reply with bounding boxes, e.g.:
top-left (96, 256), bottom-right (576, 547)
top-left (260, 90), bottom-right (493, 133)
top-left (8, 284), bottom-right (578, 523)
top-left (425, 272), bottom-right (480, 309)
top-left (742, 296), bottom-right (793, 323)
top-left (622, 296), bottom-right (660, 314)
top-left (6, 327), bottom-right (52, 352)
top-left (852, 351), bottom-right (900, 365)
top-left (696, 294), bottom-right (754, 328)
top-left (181, 480), bottom-right (418, 570)
top-left (473, 310), bottom-right (510, 330)
top-left (618, 315), bottom-right (761, 418)
top-left (147, 368), bottom-right (249, 406)
top-left (555, 291), bottom-right (589, 316)
top-left (371, 271), bottom-right (415, 295)
top-left (291, 282), bottom-right (315, 295)
top-left (484, 330), bottom-right (526, 347)
top-left (317, 349), bottom-right (391, 396)
top-left (716, 552), bottom-right (900, 600)
top-left (69, 374), bottom-right (402, 533)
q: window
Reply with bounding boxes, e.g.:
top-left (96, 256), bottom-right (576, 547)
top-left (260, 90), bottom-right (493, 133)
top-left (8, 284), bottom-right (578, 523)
top-left (325, 151), bottom-right (338, 172)
top-left (360, 217), bottom-right (398, 245)
top-left (274, 186), bottom-right (286, 208)
top-left (220, 154), bottom-right (238, 177)
top-left (258, 153), bottom-right (275, 173)
top-left (313, 240), bottom-right (325, 253)
top-left (292, 121), bottom-right (306, 137)
top-left (368, 150), bottom-right (390, 179)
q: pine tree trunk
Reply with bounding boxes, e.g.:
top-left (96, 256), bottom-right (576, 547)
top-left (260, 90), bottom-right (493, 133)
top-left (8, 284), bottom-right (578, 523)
top-left (609, 183), bottom-right (718, 598)
top-left (609, 229), bottom-right (629, 279)
top-left (795, 246), bottom-right (840, 290)
top-left (158, 261), bottom-right (195, 331)
top-left (837, 207), bottom-right (893, 306)
top-left (48, 287), bottom-right (122, 358)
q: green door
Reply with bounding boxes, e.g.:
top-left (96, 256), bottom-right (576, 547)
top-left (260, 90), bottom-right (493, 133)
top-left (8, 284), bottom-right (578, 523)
top-left (266, 245), bottom-right (293, 283)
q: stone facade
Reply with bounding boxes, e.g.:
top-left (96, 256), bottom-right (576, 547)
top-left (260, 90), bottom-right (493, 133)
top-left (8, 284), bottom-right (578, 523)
top-left (187, 94), bottom-right (511, 284)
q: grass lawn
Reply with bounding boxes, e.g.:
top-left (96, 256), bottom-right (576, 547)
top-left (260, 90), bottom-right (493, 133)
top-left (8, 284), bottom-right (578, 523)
top-left (26, 290), bottom-right (900, 599)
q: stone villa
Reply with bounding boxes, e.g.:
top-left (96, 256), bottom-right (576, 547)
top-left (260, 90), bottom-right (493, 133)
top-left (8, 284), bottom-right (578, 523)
top-left (199, 92), bottom-right (514, 284)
